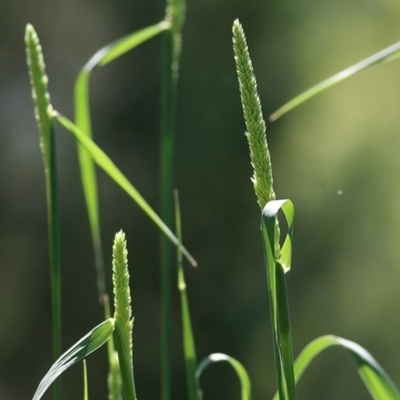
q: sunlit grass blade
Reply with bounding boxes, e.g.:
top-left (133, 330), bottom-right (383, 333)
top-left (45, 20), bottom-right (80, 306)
top-left (160, 1), bottom-right (187, 398)
top-left (32, 318), bottom-right (115, 400)
top-left (75, 21), bottom-right (170, 301)
top-left (104, 294), bottom-right (122, 400)
top-left (269, 39), bottom-right (400, 121)
top-left (262, 199), bottom-right (296, 400)
top-left (53, 111), bottom-right (196, 267)
top-left (196, 353), bottom-right (251, 400)
top-left (272, 335), bottom-right (400, 400)
top-left (25, 23), bottom-right (62, 400)
top-left (83, 360), bottom-right (89, 400)
top-left (173, 190), bottom-right (199, 400)
top-left (112, 231), bottom-right (136, 400)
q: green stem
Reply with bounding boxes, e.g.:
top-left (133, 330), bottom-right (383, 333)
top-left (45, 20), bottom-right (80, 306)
top-left (160, 1), bottom-right (186, 399)
top-left (47, 123), bottom-right (62, 400)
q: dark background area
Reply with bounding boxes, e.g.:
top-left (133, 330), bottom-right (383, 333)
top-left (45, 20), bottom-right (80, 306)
top-left (1, 0), bottom-right (400, 399)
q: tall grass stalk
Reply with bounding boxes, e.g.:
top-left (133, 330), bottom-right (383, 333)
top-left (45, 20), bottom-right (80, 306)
top-left (160, 1), bottom-right (187, 398)
top-left (25, 24), bottom-right (62, 400)
top-left (233, 19), bottom-right (296, 399)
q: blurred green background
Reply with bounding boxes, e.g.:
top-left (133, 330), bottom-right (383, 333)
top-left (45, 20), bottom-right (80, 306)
top-left (2, 0), bottom-right (400, 399)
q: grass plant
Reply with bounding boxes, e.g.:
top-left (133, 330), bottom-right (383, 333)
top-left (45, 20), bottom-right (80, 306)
top-left (25, 24), bottom-right (62, 400)
top-left (23, 4), bottom-right (400, 400)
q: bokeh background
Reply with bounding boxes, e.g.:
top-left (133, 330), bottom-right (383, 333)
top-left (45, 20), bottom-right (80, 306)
top-left (2, 0), bottom-right (400, 399)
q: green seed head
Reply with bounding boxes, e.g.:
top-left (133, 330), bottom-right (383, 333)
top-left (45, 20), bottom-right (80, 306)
top-left (112, 230), bottom-right (133, 366)
top-left (233, 19), bottom-right (275, 210)
top-left (25, 24), bottom-right (53, 169)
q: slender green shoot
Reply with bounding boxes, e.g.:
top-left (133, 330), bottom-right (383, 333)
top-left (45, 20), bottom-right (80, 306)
top-left (233, 19), bottom-right (295, 398)
top-left (269, 39), bottom-right (400, 121)
top-left (104, 294), bottom-right (122, 400)
top-left (112, 231), bottom-right (136, 400)
top-left (262, 199), bottom-right (296, 400)
top-left (232, 19), bottom-right (275, 211)
top-left (83, 360), bottom-right (89, 400)
top-left (272, 335), bottom-right (400, 400)
top-left (173, 190), bottom-right (199, 400)
top-left (160, 1), bottom-right (187, 398)
top-left (53, 111), bottom-right (196, 267)
top-left (75, 20), bottom-right (170, 301)
top-left (32, 318), bottom-right (115, 400)
top-left (25, 23), bottom-right (62, 400)
top-left (196, 353), bottom-right (252, 400)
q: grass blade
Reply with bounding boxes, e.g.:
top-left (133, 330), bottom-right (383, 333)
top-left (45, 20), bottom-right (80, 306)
top-left (269, 40), bottom-right (400, 121)
top-left (196, 353), bottom-right (251, 400)
top-left (273, 335), bottom-right (400, 400)
top-left (53, 111), bottom-right (197, 267)
top-left (25, 24), bottom-right (62, 400)
top-left (173, 190), bottom-right (200, 400)
top-left (112, 231), bottom-right (136, 400)
top-left (261, 199), bottom-right (296, 400)
top-left (75, 21), bottom-right (170, 301)
top-left (32, 319), bottom-right (115, 400)
top-left (160, 1), bottom-right (187, 398)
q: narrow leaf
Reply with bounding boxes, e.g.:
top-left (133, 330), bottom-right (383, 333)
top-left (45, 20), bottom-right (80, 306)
top-left (53, 111), bottom-right (197, 267)
top-left (74, 20), bottom-right (170, 300)
top-left (269, 40), bottom-right (400, 121)
top-left (272, 335), bottom-right (400, 400)
top-left (196, 353), bottom-right (251, 400)
top-left (174, 190), bottom-right (200, 400)
top-left (32, 318), bottom-right (115, 400)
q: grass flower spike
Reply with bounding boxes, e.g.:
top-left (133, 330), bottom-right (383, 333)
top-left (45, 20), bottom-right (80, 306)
top-left (233, 19), bottom-right (275, 210)
top-left (112, 231), bottom-right (136, 400)
top-left (25, 24), bottom-right (54, 170)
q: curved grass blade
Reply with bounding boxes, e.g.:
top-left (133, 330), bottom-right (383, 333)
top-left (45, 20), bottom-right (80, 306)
top-left (75, 21), bottom-right (170, 301)
top-left (262, 199), bottom-right (296, 400)
top-left (160, 2), bottom-right (187, 398)
top-left (25, 23), bottom-right (62, 400)
top-left (196, 353), bottom-right (251, 400)
top-left (112, 231), bottom-right (136, 400)
top-left (53, 111), bottom-right (197, 267)
top-left (174, 190), bottom-right (200, 400)
top-left (269, 40), bottom-right (400, 121)
top-left (32, 318), bottom-right (115, 400)
top-left (272, 335), bottom-right (400, 400)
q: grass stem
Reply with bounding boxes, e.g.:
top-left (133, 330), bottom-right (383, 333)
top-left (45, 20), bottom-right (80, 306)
top-left (160, 1), bottom-right (186, 399)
